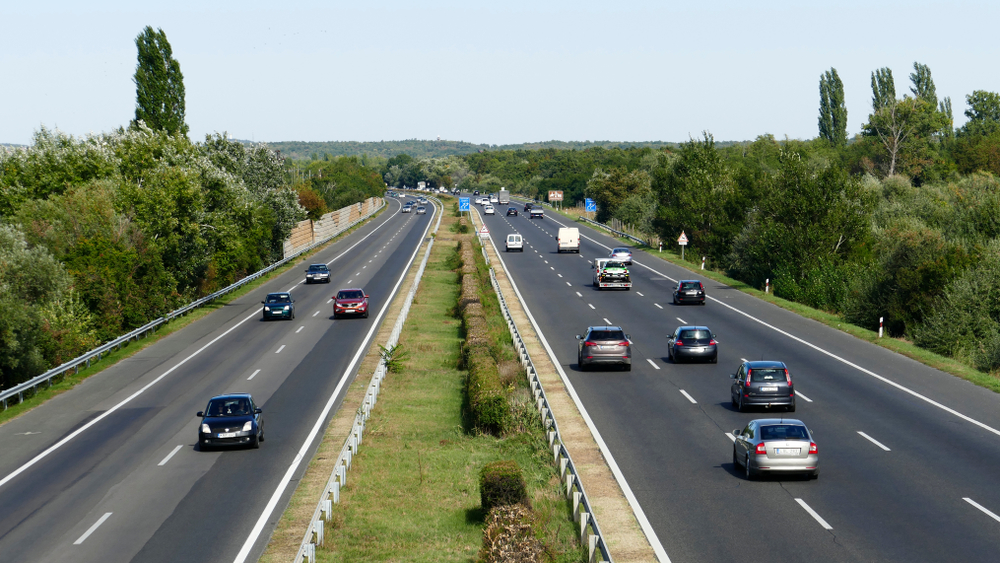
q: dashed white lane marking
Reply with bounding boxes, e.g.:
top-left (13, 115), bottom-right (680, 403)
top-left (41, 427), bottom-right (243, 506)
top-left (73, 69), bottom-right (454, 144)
top-left (566, 282), bottom-right (572, 286)
top-left (558, 274), bottom-right (563, 278)
top-left (797, 391), bottom-right (813, 402)
top-left (247, 369), bottom-right (261, 381)
top-left (550, 266), bottom-right (555, 270)
top-left (313, 311), bottom-right (320, 317)
top-left (355, 272), bottom-right (360, 276)
top-left (636, 292), bottom-right (644, 296)
top-left (654, 303), bottom-right (663, 309)
top-left (677, 317), bottom-right (686, 323)
top-left (857, 431), bottom-right (890, 451)
top-left (275, 345), bottom-right (285, 354)
top-left (327, 299), bottom-right (332, 304)
top-left (679, 390), bottom-right (697, 404)
top-left (576, 291), bottom-right (582, 297)
top-left (588, 304), bottom-right (596, 310)
top-left (74, 512), bottom-right (113, 544)
top-left (158, 445), bottom-right (184, 466)
top-left (965, 498), bottom-right (1000, 523)
top-left (363, 265), bottom-right (367, 269)
top-left (646, 359), bottom-right (660, 370)
top-left (603, 317), bottom-right (612, 325)
top-left (726, 432), bottom-right (737, 442)
top-left (296, 326), bottom-right (304, 334)
top-left (369, 259), bottom-right (373, 262)
top-left (348, 280), bottom-right (353, 284)
top-left (796, 499), bottom-right (833, 530)
top-left (544, 260), bottom-right (549, 264)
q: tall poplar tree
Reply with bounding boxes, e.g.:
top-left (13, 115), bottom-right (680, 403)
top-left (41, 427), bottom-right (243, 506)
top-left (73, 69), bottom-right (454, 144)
top-left (909, 62), bottom-right (938, 106)
top-left (818, 68), bottom-right (848, 146)
top-left (871, 67), bottom-right (896, 111)
top-left (132, 26), bottom-right (189, 136)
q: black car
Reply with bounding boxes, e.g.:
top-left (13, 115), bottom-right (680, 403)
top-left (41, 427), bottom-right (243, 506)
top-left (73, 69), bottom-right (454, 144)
top-left (262, 292), bottom-right (295, 320)
top-left (672, 280), bottom-right (706, 305)
top-left (506, 207), bottom-right (518, 216)
top-left (473, 190), bottom-right (480, 195)
top-left (304, 263), bottom-right (331, 284)
top-left (197, 393), bottom-right (264, 449)
top-left (667, 326), bottom-right (718, 363)
top-left (524, 202), bottom-right (533, 212)
top-left (730, 361), bottom-right (795, 412)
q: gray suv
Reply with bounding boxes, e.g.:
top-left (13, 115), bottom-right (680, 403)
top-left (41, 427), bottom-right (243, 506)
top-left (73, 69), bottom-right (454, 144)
top-left (730, 361), bottom-right (795, 412)
top-left (576, 326), bottom-right (632, 371)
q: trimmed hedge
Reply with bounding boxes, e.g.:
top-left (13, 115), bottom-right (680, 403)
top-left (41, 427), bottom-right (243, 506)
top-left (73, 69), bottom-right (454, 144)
top-left (479, 460), bottom-right (529, 511)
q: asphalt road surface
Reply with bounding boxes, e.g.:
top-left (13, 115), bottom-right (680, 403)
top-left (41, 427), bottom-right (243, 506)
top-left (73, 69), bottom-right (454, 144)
top-left (475, 197), bottom-right (1000, 563)
top-left (0, 196), bottom-right (435, 563)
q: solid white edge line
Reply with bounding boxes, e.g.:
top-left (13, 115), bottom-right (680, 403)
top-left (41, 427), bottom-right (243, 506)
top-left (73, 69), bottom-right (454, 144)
top-left (247, 369), bottom-right (261, 381)
top-left (74, 512), bottom-right (113, 545)
top-left (679, 390), bottom-right (697, 404)
top-left (964, 497), bottom-right (1000, 523)
top-left (481, 210), bottom-right (672, 563)
top-left (796, 391), bottom-right (814, 403)
top-left (795, 498), bottom-right (833, 530)
top-left (857, 431), bottom-right (891, 451)
top-left (646, 359), bottom-right (660, 370)
top-left (275, 345), bottom-right (285, 354)
top-left (157, 445), bottom-right (184, 466)
top-left (563, 216), bottom-right (1000, 441)
top-left (232, 197), bottom-right (438, 563)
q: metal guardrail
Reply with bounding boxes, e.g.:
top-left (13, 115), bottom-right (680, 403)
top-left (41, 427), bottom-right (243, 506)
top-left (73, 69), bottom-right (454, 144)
top-left (294, 197), bottom-right (443, 563)
top-left (577, 216), bottom-right (650, 247)
top-left (0, 198), bottom-right (387, 410)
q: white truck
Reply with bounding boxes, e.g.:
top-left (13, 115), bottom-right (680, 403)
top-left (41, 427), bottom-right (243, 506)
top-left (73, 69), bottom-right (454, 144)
top-left (557, 227), bottom-right (580, 253)
top-left (499, 189), bottom-right (510, 205)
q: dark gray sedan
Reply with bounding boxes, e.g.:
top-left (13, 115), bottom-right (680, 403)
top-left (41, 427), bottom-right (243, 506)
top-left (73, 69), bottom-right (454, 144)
top-left (730, 360), bottom-right (795, 412)
top-left (732, 418), bottom-right (818, 479)
top-left (576, 326), bottom-right (632, 371)
top-left (667, 326), bottom-right (717, 363)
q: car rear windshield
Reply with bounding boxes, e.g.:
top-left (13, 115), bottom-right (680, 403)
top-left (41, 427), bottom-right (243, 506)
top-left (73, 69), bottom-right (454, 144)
top-left (760, 425), bottom-right (809, 440)
top-left (749, 368), bottom-right (786, 382)
top-left (206, 398), bottom-right (251, 416)
top-left (613, 248), bottom-right (629, 253)
top-left (681, 282), bottom-right (701, 290)
top-left (679, 329), bottom-right (711, 340)
top-left (308, 265), bottom-right (328, 272)
top-left (588, 330), bottom-right (626, 341)
top-left (266, 295), bottom-right (290, 303)
top-left (338, 290), bottom-right (364, 300)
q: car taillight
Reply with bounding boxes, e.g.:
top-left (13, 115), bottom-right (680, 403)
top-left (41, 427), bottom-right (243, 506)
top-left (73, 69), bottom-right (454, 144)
top-left (617, 342), bottom-right (629, 347)
top-left (755, 443), bottom-right (767, 455)
top-left (584, 341), bottom-right (597, 347)
top-left (699, 283), bottom-right (704, 290)
top-left (785, 369), bottom-right (792, 386)
top-left (709, 339), bottom-right (717, 345)
top-left (675, 340), bottom-right (684, 346)
top-left (809, 442), bottom-right (818, 455)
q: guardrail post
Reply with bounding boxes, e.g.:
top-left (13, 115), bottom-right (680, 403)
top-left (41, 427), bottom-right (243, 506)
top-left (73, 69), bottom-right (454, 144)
top-left (573, 491), bottom-right (582, 522)
top-left (588, 534), bottom-right (599, 563)
top-left (313, 520), bottom-right (324, 546)
top-left (579, 512), bottom-right (590, 541)
top-left (321, 498), bottom-right (332, 521)
top-left (566, 474), bottom-right (574, 497)
top-left (303, 542), bottom-right (315, 562)
top-left (332, 479), bottom-right (340, 503)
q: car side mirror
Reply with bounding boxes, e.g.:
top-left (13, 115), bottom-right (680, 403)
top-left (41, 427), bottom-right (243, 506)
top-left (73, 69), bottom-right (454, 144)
top-left (733, 429), bottom-right (741, 437)
top-left (575, 335), bottom-right (582, 339)
top-left (255, 407), bottom-right (262, 414)
top-left (197, 411), bottom-right (204, 417)
top-left (729, 374), bottom-right (736, 379)
top-left (591, 265), bottom-right (595, 269)
top-left (260, 300), bottom-right (265, 304)
top-left (626, 334), bottom-right (631, 341)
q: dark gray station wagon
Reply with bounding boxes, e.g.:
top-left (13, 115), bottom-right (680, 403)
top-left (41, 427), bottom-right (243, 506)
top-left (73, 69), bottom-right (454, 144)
top-left (730, 361), bottom-right (795, 412)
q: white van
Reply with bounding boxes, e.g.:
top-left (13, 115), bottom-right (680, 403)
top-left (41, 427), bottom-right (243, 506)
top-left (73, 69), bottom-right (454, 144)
top-left (505, 233), bottom-right (524, 252)
top-left (557, 227), bottom-right (580, 253)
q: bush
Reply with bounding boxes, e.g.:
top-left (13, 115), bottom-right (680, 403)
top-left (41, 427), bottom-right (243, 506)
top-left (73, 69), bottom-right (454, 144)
top-left (479, 503), bottom-right (542, 563)
top-left (479, 460), bottom-right (529, 511)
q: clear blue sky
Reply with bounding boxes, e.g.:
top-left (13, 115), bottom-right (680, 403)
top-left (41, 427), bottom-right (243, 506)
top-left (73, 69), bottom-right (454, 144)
top-left (2, 0), bottom-right (997, 146)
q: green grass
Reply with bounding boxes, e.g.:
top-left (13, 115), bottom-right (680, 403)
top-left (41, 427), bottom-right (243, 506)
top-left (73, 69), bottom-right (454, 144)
top-left (0, 207), bottom-right (388, 427)
top-left (318, 237), bottom-right (583, 562)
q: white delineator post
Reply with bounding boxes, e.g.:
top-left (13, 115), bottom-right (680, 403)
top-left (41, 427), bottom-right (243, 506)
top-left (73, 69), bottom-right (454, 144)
top-left (765, 278), bottom-right (770, 294)
top-left (701, 256), bottom-right (705, 270)
top-left (879, 317), bottom-right (884, 338)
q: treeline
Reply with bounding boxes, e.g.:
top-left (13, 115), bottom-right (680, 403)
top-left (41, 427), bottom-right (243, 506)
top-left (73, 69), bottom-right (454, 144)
top-left (266, 139), bottom-right (677, 161)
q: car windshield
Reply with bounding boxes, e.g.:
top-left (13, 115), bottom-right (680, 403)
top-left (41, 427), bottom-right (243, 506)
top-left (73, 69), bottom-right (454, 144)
top-left (680, 329), bottom-right (711, 340)
top-left (749, 368), bottom-right (785, 382)
top-left (588, 330), bottom-right (626, 341)
top-left (266, 295), bottom-right (290, 304)
top-left (308, 265), bottom-right (328, 272)
top-left (206, 398), bottom-right (251, 416)
top-left (338, 290), bottom-right (364, 300)
top-left (680, 282), bottom-right (701, 290)
top-left (760, 425), bottom-right (809, 441)
top-left (605, 261), bottom-right (625, 269)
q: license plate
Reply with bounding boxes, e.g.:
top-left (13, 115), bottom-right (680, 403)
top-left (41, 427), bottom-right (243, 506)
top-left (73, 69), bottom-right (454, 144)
top-left (760, 386), bottom-right (778, 392)
top-left (691, 347), bottom-right (704, 352)
top-left (217, 432), bottom-right (237, 438)
top-left (775, 448), bottom-right (800, 455)
top-left (686, 291), bottom-right (698, 295)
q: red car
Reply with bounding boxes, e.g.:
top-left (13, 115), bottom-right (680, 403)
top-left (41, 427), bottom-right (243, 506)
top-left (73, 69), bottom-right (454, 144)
top-left (333, 288), bottom-right (370, 319)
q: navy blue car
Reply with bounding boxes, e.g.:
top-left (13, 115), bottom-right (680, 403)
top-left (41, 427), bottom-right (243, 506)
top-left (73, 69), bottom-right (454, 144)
top-left (197, 393), bottom-right (264, 449)
top-left (262, 292), bottom-right (295, 320)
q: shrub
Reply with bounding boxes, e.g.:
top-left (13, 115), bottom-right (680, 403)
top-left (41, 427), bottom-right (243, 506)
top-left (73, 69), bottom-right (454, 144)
top-left (479, 503), bottom-right (542, 563)
top-left (479, 460), bottom-right (529, 511)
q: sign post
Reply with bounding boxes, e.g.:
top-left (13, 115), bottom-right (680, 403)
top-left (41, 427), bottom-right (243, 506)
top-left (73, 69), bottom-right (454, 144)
top-left (459, 197), bottom-right (470, 225)
top-left (548, 190), bottom-right (563, 211)
top-left (677, 230), bottom-right (689, 261)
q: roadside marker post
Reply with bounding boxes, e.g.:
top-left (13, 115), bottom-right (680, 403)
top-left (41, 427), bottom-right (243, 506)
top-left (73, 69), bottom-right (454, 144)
top-left (701, 256), bottom-right (705, 270)
top-left (879, 317), bottom-right (884, 338)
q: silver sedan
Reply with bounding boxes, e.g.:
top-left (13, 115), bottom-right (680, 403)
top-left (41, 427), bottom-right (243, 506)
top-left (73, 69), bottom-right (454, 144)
top-left (609, 247), bottom-right (632, 265)
top-left (732, 418), bottom-right (818, 480)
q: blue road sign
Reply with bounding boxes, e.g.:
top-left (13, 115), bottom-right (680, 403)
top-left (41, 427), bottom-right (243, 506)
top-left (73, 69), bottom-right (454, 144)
top-left (459, 197), bottom-right (470, 211)
top-left (585, 198), bottom-right (596, 212)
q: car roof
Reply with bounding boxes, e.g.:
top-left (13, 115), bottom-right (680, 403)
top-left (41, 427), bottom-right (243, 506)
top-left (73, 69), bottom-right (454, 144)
top-left (746, 360), bottom-right (787, 369)
top-left (612, 247), bottom-right (630, 251)
top-left (308, 263), bottom-right (328, 267)
top-left (750, 418), bottom-right (806, 426)
top-left (266, 292), bottom-right (291, 297)
top-left (337, 287), bottom-right (366, 293)
top-left (587, 325), bottom-right (624, 332)
top-left (679, 279), bottom-right (702, 283)
top-left (675, 325), bottom-right (711, 331)
top-left (209, 392), bottom-right (252, 400)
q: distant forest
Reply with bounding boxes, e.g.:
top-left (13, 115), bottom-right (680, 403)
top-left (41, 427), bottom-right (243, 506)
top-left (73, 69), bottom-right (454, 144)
top-left (265, 139), bottom-right (679, 160)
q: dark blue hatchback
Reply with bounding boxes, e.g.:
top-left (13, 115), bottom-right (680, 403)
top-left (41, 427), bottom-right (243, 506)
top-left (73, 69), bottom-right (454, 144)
top-left (197, 393), bottom-right (264, 449)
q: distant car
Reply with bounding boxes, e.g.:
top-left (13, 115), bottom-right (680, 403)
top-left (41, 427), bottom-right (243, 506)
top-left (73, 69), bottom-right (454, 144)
top-left (505, 233), bottom-right (524, 252)
top-left (304, 263), bottom-right (331, 284)
top-left (401, 205), bottom-right (412, 213)
top-left (506, 207), bottom-right (518, 216)
top-left (416, 206), bottom-right (427, 215)
top-left (473, 190), bottom-right (480, 195)
top-left (576, 326), bottom-right (632, 371)
top-left (673, 280), bottom-right (706, 305)
top-left (529, 207), bottom-right (544, 219)
top-left (524, 203), bottom-right (533, 212)
top-left (667, 326), bottom-right (717, 363)
top-left (197, 393), bottom-right (264, 449)
top-left (484, 205), bottom-right (495, 215)
top-left (730, 361), bottom-right (795, 412)
top-left (334, 288), bottom-right (370, 318)
top-left (490, 195), bottom-right (499, 204)
top-left (609, 247), bottom-right (632, 265)
top-left (262, 292), bottom-right (295, 320)
top-left (732, 418), bottom-right (818, 480)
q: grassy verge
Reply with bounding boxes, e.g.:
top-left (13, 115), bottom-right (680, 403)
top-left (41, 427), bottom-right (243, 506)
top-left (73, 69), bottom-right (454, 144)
top-left (284, 208), bottom-right (581, 562)
top-left (0, 205), bottom-right (389, 426)
top-left (529, 199), bottom-right (1000, 393)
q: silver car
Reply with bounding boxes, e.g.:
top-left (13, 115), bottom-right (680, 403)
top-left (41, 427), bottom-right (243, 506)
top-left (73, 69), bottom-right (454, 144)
top-left (415, 206), bottom-right (427, 215)
top-left (609, 247), bottom-right (632, 265)
top-left (667, 325), bottom-right (717, 363)
top-left (732, 418), bottom-right (819, 480)
top-left (576, 326), bottom-right (632, 371)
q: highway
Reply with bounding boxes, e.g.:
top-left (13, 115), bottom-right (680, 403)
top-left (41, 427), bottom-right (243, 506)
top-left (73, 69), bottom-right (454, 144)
top-left (473, 196), bottom-right (1000, 563)
top-left (0, 196), bottom-right (435, 563)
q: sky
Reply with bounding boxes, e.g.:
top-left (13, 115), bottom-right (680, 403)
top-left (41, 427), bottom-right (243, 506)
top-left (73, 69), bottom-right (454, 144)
top-left (2, 0), bottom-right (999, 146)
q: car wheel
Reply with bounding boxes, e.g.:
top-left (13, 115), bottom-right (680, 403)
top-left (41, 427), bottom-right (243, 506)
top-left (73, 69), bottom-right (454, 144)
top-left (672, 295), bottom-right (677, 304)
top-left (811, 470), bottom-right (819, 480)
top-left (625, 363), bottom-right (631, 372)
top-left (733, 448), bottom-right (740, 468)
top-left (738, 394), bottom-right (746, 413)
top-left (364, 310), bottom-right (369, 318)
top-left (787, 402), bottom-right (796, 413)
top-left (745, 455), bottom-right (756, 480)
top-left (711, 354), bottom-right (718, 364)
top-left (259, 428), bottom-right (265, 442)
top-left (251, 433), bottom-right (260, 449)
top-left (731, 394), bottom-right (737, 408)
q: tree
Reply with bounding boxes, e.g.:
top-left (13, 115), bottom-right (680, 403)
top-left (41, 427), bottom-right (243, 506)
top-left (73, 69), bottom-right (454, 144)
top-left (940, 97), bottom-right (954, 139)
top-left (818, 68), bottom-right (848, 146)
top-left (909, 62), bottom-right (937, 106)
top-left (961, 90), bottom-right (1000, 136)
top-left (132, 26), bottom-right (188, 136)
top-left (863, 97), bottom-right (939, 176)
top-left (871, 67), bottom-right (896, 111)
